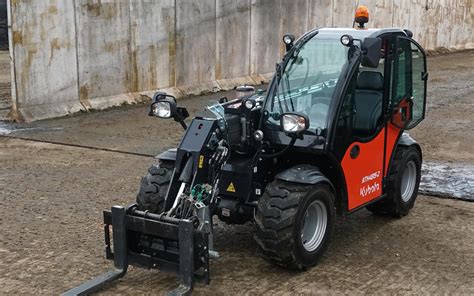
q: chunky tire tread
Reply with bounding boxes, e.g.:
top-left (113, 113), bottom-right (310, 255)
top-left (367, 146), bottom-right (421, 217)
top-left (136, 161), bottom-right (174, 213)
top-left (254, 180), bottom-right (335, 270)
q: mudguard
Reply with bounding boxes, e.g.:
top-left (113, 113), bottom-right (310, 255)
top-left (276, 164), bottom-right (335, 191)
top-left (397, 132), bottom-right (422, 160)
top-left (156, 148), bottom-right (177, 162)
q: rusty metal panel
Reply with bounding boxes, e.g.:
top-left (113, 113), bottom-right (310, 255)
top-left (10, 0), bottom-right (81, 121)
top-left (250, 0), bottom-right (282, 75)
top-left (75, 0), bottom-right (131, 105)
top-left (129, 0), bottom-right (175, 91)
top-left (175, 0), bottom-right (216, 86)
top-left (216, 0), bottom-right (251, 80)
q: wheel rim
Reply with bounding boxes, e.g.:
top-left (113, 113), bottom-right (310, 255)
top-left (401, 160), bottom-right (417, 202)
top-left (301, 200), bottom-right (328, 252)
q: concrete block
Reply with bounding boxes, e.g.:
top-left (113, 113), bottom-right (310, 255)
top-left (178, 80), bottom-right (221, 96)
top-left (11, 0), bottom-right (82, 121)
top-left (332, 0), bottom-right (355, 27)
top-left (84, 92), bottom-right (139, 111)
top-left (250, 0), bottom-right (282, 75)
top-left (251, 72), bottom-right (273, 85)
top-left (75, 0), bottom-right (131, 104)
top-left (216, 76), bottom-right (258, 91)
top-left (279, 0), bottom-right (310, 56)
top-left (6, 0), bottom-right (474, 121)
top-left (175, 0), bottom-right (216, 86)
top-left (308, 0), bottom-right (333, 29)
top-left (129, 0), bottom-right (175, 91)
top-left (216, 0), bottom-right (251, 80)
top-left (139, 87), bottom-right (184, 100)
top-left (367, 0), bottom-right (393, 29)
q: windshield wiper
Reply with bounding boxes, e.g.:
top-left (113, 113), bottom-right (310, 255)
top-left (284, 74), bottom-right (295, 111)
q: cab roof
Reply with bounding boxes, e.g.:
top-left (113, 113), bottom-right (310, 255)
top-left (317, 28), bottom-right (407, 40)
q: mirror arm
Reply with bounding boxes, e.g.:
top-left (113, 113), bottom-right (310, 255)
top-left (260, 134), bottom-right (297, 159)
top-left (176, 119), bottom-right (187, 130)
top-left (173, 107), bottom-right (189, 130)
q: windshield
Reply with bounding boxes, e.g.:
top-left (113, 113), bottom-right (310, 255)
top-left (265, 35), bottom-right (349, 132)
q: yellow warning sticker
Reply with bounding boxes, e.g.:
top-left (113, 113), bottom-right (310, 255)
top-left (198, 155), bottom-right (204, 168)
top-left (227, 182), bottom-right (236, 192)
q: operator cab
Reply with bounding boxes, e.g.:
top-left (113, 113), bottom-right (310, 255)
top-left (259, 27), bottom-right (427, 212)
top-left (262, 28), bottom-right (426, 152)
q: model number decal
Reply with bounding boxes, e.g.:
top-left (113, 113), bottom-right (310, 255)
top-left (361, 170), bottom-right (380, 183)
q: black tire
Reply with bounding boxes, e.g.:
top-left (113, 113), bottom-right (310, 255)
top-left (254, 180), bottom-right (335, 270)
top-left (367, 146), bottom-right (421, 217)
top-left (136, 161), bottom-right (174, 213)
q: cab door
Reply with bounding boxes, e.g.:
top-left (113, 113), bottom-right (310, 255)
top-left (390, 36), bottom-right (428, 130)
top-left (333, 51), bottom-right (389, 211)
top-left (384, 36), bottom-right (428, 179)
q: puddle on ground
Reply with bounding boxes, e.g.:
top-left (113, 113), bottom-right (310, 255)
top-left (0, 122), bottom-right (63, 135)
top-left (0, 121), bottom-right (13, 135)
top-left (421, 161), bottom-right (473, 201)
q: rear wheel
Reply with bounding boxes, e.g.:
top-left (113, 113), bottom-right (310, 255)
top-left (367, 146), bottom-right (421, 217)
top-left (254, 180), bottom-right (335, 270)
top-left (136, 161), bottom-right (174, 213)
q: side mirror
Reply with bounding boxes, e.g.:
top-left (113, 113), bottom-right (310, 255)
top-left (280, 113), bottom-right (309, 133)
top-left (149, 92), bottom-right (177, 118)
top-left (149, 92), bottom-right (189, 129)
top-left (361, 37), bottom-right (382, 68)
top-left (151, 98), bottom-right (176, 118)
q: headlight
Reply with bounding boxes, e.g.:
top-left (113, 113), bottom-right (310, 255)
top-left (340, 34), bottom-right (353, 47)
top-left (244, 99), bottom-right (256, 109)
top-left (281, 113), bottom-right (309, 133)
top-left (152, 101), bottom-right (172, 118)
top-left (283, 34), bottom-right (295, 45)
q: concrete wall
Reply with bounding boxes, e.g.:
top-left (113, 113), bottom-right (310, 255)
top-left (7, 0), bottom-right (474, 121)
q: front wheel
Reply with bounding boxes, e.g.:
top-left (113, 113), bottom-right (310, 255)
top-left (254, 180), bottom-right (335, 270)
top-left (136, 161), bottom-right (174, 213)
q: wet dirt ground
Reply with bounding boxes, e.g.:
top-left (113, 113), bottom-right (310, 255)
top-left (0, 50), bottom-right (473, 294)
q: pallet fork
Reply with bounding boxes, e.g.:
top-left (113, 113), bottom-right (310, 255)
top-left (64, 205), bottom-right (210, 296)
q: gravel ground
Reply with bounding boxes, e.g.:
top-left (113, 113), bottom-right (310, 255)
top-left (1, 138), bottom-right (473, 295)
top-left (0, 50), bottom-right (473, 295)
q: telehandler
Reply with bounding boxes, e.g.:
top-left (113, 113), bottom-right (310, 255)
top-left (66, 27), bottom-right (427, 295)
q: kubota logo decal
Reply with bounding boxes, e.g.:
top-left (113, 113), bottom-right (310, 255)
top-left (360, 170), bottom-right (381, 197)
top-left (360, 183), bottom-right (380, 197)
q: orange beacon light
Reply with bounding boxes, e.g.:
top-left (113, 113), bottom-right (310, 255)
top-left (354, 5), bottom-right (369, 29)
